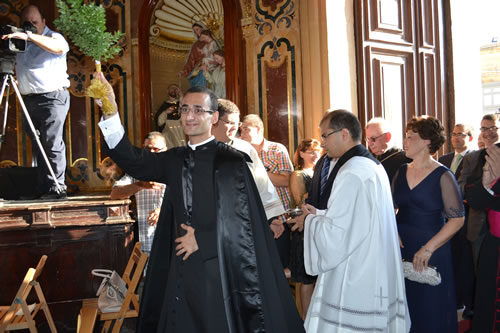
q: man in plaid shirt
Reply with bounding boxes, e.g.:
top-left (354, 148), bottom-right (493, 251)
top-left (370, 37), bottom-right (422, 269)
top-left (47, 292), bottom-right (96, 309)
top-left (241, 114), bottom-right (294, 269)
top-left (110, 132), bottom-right (167, 254)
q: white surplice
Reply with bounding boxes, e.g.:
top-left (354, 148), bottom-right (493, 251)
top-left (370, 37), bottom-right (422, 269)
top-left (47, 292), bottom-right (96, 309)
top-left (304, 156), bottom-right (410, 333)
top-left (229, 138), bottom-right (285, 219)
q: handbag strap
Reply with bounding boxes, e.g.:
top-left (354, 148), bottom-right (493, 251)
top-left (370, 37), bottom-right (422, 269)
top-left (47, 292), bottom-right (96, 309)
top-left (91, 269), bottom-right (113, 279)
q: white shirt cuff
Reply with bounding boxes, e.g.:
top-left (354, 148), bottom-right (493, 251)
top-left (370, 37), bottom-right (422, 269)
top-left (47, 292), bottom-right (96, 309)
top-left (484, 185), bottom-right (495, 196)
top-left (98, 113), bottom-right (125, 149)
top-left (316, 209), bottom-right (326, 216)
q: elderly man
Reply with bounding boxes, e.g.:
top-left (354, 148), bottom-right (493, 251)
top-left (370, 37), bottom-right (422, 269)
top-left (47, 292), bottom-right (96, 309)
top-left (365, 117), bottom-right (411, 183)
top-left (96, 76), bottom-right (303, 333)
top-left (110, 132), bottom-right (167, 255)
top-left (439, 123), bottom-right (475, 318)
top-left (240, 114), bottom-right (294, 269)
top-left (3, 4), bottom-right (70, 199)
top-left (291, 110), bottom-right (410, 332)
top-left (212, 99), bottom-right (285, 238)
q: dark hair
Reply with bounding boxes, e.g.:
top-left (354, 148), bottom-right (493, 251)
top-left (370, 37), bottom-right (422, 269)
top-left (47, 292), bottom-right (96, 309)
top-left (100, 157), bottom-right (123, 186)
top-left (192, 23), bottom-right (204, 29)
top-left (185, 86), bottom-right (218, 112)
top-left (454, 123), bottom-right (473, 137)
top-left (200, 29), bottom-right (213, 40)
top-left (294, 139), bottom-right (321, 170)
top-left (214, 49), bottom-right (224, 58)
top-left (217, 98), bottom-right (240, 118)
top-left (406, 116), bottom-right (446, 154)
top-left (320, 109), bottom-right (362, 141)
top-left (482, 113), bottom-right (498, 122)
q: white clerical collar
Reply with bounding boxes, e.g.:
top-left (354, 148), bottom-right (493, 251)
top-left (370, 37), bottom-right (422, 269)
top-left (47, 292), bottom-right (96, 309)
top-left (188, 136), bottom-right (215, 150)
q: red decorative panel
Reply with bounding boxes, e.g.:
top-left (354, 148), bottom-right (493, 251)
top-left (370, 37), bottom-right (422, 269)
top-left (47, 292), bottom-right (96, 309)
top-left (265, 59), bottom-right (290, 150)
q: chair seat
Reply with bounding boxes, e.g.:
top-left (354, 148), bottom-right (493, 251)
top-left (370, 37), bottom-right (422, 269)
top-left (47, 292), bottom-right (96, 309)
top-left (80, 298), bottom-right (140, 321)
top-left (77, 242), bottom-right (148, 333)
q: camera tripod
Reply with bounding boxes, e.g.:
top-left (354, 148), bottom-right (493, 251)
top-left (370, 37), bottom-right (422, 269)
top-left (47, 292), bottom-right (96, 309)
top-left (0, 73), bottom-right (63, 194)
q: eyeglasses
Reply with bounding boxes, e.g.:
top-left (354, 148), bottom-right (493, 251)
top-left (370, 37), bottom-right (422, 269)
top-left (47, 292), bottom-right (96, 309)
top-left (148, 146), bottom-right (166, 152)
top-left (480, 126), bottom-right (498, 133)
top-left (451, 132), bottom-right (467, 138)
top-left (219, 118), bottom-right (242, 127)
top-left (303, 150), bottom-right (320, 155)
top-left (240, 125), bottom-right (254, 132)
top-left (365, 132), bottom-right (387, 143)
top-left (321, 128), bottom-right (342, 140)
top-left (179, 105), bottom-right (215, 115)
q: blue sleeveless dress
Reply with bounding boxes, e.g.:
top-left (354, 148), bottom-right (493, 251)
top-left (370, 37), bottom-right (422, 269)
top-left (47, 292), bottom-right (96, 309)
top-left (393, 164), bottom-right (464, 332)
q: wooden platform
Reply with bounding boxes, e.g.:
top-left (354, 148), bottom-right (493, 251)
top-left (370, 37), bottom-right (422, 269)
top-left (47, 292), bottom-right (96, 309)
top-left (0, 194), bottom-right (136, 333)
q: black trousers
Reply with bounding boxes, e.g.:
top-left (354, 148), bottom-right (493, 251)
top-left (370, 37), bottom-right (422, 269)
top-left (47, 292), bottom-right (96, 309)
top-left (23, 89), bottom-right (69, 193)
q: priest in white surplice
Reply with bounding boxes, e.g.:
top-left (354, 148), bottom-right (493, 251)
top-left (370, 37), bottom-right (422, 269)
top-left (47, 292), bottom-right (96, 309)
top-left (290, 110), bottom-right (410, 333)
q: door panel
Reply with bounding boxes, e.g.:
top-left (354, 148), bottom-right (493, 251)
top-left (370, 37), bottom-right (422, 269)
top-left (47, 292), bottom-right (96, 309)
top-left (356, 0), bottom-right (447, 150)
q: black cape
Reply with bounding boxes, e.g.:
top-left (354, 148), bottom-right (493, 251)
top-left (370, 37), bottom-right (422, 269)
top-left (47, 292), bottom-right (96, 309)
top-left (105, 137), bottom-right (304, 333)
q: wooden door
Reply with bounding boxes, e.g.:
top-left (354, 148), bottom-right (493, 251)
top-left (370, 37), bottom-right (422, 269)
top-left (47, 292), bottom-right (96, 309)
top-left (355, 0), bottom-right (447, 150)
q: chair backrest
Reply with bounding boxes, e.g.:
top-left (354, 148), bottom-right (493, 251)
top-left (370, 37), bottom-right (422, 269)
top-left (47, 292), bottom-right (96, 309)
top-left (114, 242), bottom-right (148, 317)
top-left (0, 255), bottom-right (57, 333)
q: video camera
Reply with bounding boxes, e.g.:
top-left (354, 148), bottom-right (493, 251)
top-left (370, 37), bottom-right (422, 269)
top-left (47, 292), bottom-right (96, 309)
top-left (0, 22), bottom-right (36, 74)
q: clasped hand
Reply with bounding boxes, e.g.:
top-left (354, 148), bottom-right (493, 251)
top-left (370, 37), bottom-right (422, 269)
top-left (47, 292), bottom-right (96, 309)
top-left (287, 204), bottom-right (316, 232)
top-left (412, 247), bottom-right (433, 272)
top-left (483, 144), bottom-right (500, 189)
top-left (175, 224), bottom-right (199, 261)
top-left (270, 219), bottom-right (284, 239)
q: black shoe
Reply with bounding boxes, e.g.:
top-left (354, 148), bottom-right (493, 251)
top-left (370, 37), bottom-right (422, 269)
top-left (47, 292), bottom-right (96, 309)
top-left (19, 193), bottom-right (42, 200)
top-left (462, 307), bottom-right (474, 320)
top-left (40, 189), bottom-right (68, 200)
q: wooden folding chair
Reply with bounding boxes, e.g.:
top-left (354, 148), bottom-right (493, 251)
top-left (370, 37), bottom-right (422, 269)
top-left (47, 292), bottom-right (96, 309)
top-left (78, 242), bottom-right (148, 333)
top-left (0, 255), bottom-right (57, 333)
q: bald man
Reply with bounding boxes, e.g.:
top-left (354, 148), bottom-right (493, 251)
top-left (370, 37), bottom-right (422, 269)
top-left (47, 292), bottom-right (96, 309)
top-left (365, 117), bottom-right (411, 183)
top-left (2, 5), bottom-right (70, 199)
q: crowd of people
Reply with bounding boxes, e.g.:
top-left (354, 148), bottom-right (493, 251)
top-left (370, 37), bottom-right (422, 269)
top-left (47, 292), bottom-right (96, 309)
top-left (5, 5), bottom-right (499, 332)
top-left (96, 67), bottom-right (500, 331)
top-left (93, 67), bottom-right (500, 332)
top-left (103, 72), bottom-right (500, 332)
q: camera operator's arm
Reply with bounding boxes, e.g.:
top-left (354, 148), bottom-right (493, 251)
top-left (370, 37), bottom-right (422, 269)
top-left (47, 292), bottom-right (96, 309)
top-left (1, 31), bottom-right (68, 55)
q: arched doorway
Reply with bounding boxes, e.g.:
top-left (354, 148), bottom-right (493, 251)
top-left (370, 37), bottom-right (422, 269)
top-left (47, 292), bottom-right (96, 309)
top-left (137, 0), bottom-right (247, 139)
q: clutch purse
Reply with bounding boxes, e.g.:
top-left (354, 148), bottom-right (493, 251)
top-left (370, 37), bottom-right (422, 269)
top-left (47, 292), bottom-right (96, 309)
top-left (402, 261), bottom-right (441, 286)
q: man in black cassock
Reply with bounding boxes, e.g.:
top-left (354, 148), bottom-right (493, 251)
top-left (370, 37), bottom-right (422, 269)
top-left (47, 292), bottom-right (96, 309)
top-left (96, 74), bottom-right (304, 333)
top-left (365, 117), bottom-right (411, 183)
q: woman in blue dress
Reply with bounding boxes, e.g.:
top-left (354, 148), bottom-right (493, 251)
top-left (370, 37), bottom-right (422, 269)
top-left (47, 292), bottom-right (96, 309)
top-left (392, 116), bottom-right (465, 332)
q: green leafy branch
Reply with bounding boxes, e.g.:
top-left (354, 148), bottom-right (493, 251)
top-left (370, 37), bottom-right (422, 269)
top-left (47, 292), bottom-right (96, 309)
top-left (54, 0), bottom-right (124, 62)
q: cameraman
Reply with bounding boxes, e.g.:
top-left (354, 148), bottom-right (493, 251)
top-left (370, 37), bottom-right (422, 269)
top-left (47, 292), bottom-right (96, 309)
top-left (2, 4), bottom-right (70, 199)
